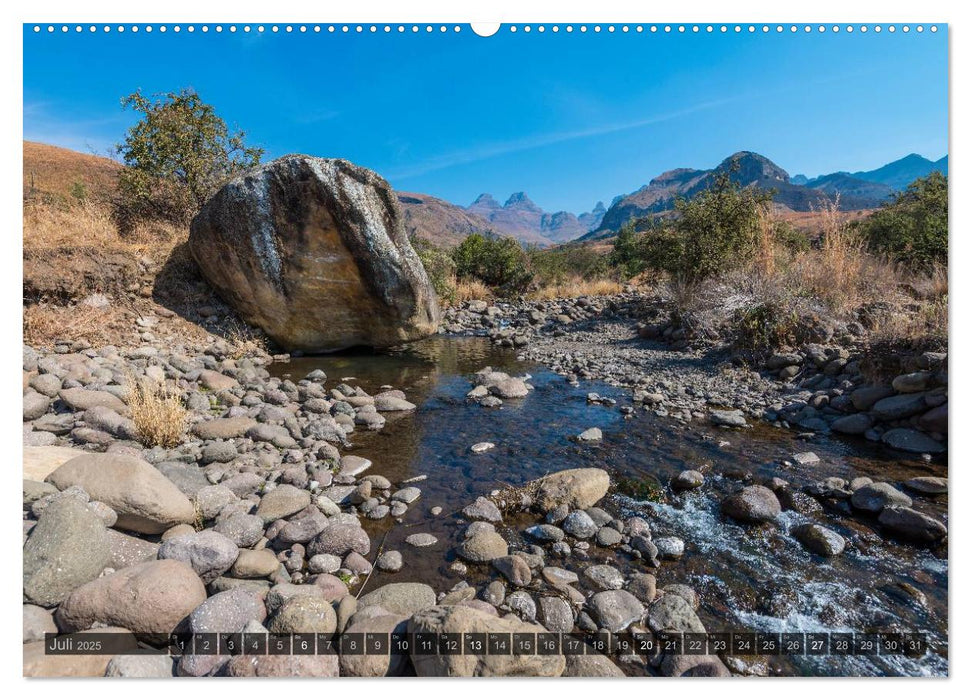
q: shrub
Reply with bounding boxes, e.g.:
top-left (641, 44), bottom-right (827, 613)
top-left (608, 219), bottom-right (649, 278)
top-left (126, 376), bottom-right (189, 448)
top-left (530, 243), bottom-right (610, 286)
top-left (116, 88), bottom-right (263, 227)
top-left (733, 301), bottom-right (800, 353)
top-left (642, 169), bottom-right (774, 284)
top-left (411, 235), bottom-right (457, 304)
top-left (452, 233), bottom-right (533, 295)
top-left (857, 172), bottom-right (948, 270)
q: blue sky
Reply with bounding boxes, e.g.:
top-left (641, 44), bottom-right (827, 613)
top-left (23, 25), bottom-right (948, 214)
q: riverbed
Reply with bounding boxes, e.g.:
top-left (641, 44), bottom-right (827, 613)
top-left (271, 336), bottom-right (948, 677)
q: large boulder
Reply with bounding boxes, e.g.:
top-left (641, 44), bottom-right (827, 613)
top-left (47, 454), bottom-right (196, 534)
top-left (188, 155), bottom-right (440, 352)
top-left (357, 583), bottom-right (437, 617)
top-left (55, 560), bottom-right (207, 641)
top-left (23, 498), bottom-right (110, 606)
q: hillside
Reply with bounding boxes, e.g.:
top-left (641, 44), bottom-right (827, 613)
top-left (849, 153), bottom-right (948, 191)
top-left (396, 191), bottom-right (495, 247)
top-left (23, 141), bottom-right (121, 203)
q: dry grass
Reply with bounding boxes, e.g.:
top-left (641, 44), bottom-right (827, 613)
top-left (223, 319), bottom-right (271, 359)
top-left (529, 278), bottom-right (624, 300)
top-left (23, 140), bottom-right (121, 203)
top-left (125, 375), bottom-right (189, 448)
top-left (23, 303), bottom-right (130, 347)
top-left (454, 279), bottom-right (493, 303)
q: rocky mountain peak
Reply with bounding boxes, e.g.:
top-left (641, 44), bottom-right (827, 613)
top-left (470, 193), bottom-right (501, 210)
top-left (503, 192), bottom-right (541, 211)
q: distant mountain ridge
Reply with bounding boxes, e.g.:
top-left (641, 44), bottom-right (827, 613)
top-left (466, 191), bottom-right (605, 244)
top-left (589, 150), bottom-right (947, 239)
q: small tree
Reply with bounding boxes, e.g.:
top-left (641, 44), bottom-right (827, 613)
top-left (644, 171), bottom-right (773, 284)
top-left (858, 172), bottom-right (948, 270)
top-left (452, 233), bottom-right (533, 294)
top-left (116, 88), bottom-right (263, 226)
top-left (609, 219), bottom-right (648, 278)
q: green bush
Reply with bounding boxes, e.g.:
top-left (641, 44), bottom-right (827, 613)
top-left (116, 88), bottom-right (263, 227)
top-left (411, 235), bottom-right (456, 304)
top-left (452, 233), bottom-right (533, 295)
top-left (644, 170), bottom-right (774, 284)
top-left (530, 243), bottom-right (610, 285)
top-left (608, 219), bottom-right (649, 278)
top-left (857, 172), bottom-right (948, 270)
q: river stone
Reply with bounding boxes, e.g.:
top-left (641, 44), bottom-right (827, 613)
top-left (158, 530), bottom-right (239, 583)
top-left (881, 428), bottom-right (946, 454)
top-left (191, 417), bottom-right (257, 440)
top-left (24, 604), bottom-right (58, 643)
top-left (492, 555), bottom-right (532, 587)
top-left (29, 372), bottom-right (62, 397)
top-left (791, 523), bottom-right (846, 556)
top-left (655, 536), bottom-right (685, 559)
top-left (213, 513), bottom-right (265, 548)
top-left (24, 497), bottom-right (110, 606)
top-left (710, 409), bottom-right (747, 427)
top-left (661, 654), bottom-right (731, 677)
top-left (409, 605), bottom-right (565, 676)
top-left (392, 486), bottom-right (422, 504)
top-left (256, 484), bottom-right (312, 523)
top-left (230, 549), bottom-right (280, 578)
top-left (104, 655), bottom-right (175, 678)
top-left (457, 530), bottom-right (508, 562)
top-left (195, 485), bottom-right (237, 520)
top-left (531, 468), bottom-right (610, 512)
top-left (628, 573), bottom-right (658, 603)
top-left (357, 582), bottom-right (437, 616)
top-left (373, 394), bottom-right (416, 412)
top-left (577, 427), bottom-right (602, 442)
top-left (376, 550), bottom-right (403, 572)
top-left (850, 385), bottom-right (895, 411)
top-left (871, 393), bottom-right (927, 420)
top-left (562, 510), bottom-right (598, 539)
top-left (106, 529), bottom-right (160, 569)
top-left (462, 496), bottom-right (503, 523)
top-left (537, 596), bottom-right (574, 633)
top-left (904, 476), bottom-right (948, 495)
top-left (596, 526), bottom-right (623, 547)
top-left (339, 455), bottom-right (372, 477)
top-left (647, 594), bottom-right (707, 634)
top-left (851, 482), bottom-right (913, 513)
top-left (673, 469), bottom-right (705, 490)
top-left (268, 595), bottom-right (337, 635)
top-left (526, 524), bottom-right (565, 542)
top-left (56, 560), bottom-right (207, 640)
top-left (23, 391), bottom-right (50, 421)
top-left (340, 613), bottom-right (410, 676)
top-left (189, 155), bottom-right (440, 352)
top-left (588, 590), bottom-right (644, 632)
top-left (722, 485), bottom-right (781, 523)
top-left (831, 413), bottom-right (873, 435)
top-left (58, 387), bottom-right (129, 415)
top-left (563, 653), bottom-right (626, 677)
top-left (47, 453), bottom-right (195, 534)
top-left (307, 523), bottom-right (371, 557)
top-left (22, 479), bottom-right (57, 509)
top-left (506, 590), bottom-right (537, 621)
top-left (541, 566), bottom-right (579, 588)
top-left (584, 564), bottom-right (624, 591)
top-left (226, 654), bottom-right (339, 677)
top-left (308, 553), bottom-right (343, 574)
top-left (405, 533), bottom-right (438, 547)
top-left (877, 506), bottom-right (947, 543)
top-left (490, 377), bottom-right (530, 399)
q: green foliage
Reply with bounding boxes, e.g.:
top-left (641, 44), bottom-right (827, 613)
top-left (69, 180), bottom-right (88, 205)
top-left (411, 235), bottom-right (457, 304)
top-left (644, 170), bottom-right (774, 284)
top-left (529, 243), bottom-right (610, 285)
top-left (116, 88), bottom-right (263, 226)
top-left (771, 220), bottom-right (810, 254)
top-left (452, 233), bottom-right (533, 295)
top-left (608, 219), bottom-right (649, 278)
top-left (857, 172), bottom-right (948, 270)
top-left (733, 301), bottom-right (799, 352)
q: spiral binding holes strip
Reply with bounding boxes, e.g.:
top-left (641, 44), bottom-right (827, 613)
top-left (32, 24), bottom-right (939, 35)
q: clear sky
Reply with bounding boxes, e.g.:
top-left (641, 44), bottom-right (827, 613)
top-left (23, 24), bottom-right (948, 214)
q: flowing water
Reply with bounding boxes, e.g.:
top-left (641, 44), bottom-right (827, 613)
top-left (270, 336), bottom-right (948, 677)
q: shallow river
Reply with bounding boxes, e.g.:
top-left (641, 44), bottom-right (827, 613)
top-left (270, 336), bottom-right (948, 677)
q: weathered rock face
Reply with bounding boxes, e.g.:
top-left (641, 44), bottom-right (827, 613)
top-left (189, 155), bottom-right (441, 352)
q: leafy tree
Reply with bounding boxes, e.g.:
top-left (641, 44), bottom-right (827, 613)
top-left (643, 170), bottom-right (773, 284)
top-left (452, 233), bottom-right (533, 294)
top-left (116, 88), bottom-right (263, 225)
top-left (411, 235), bottom-right (457, 304)
top-left (858, 172), bottom-right (948, 269)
